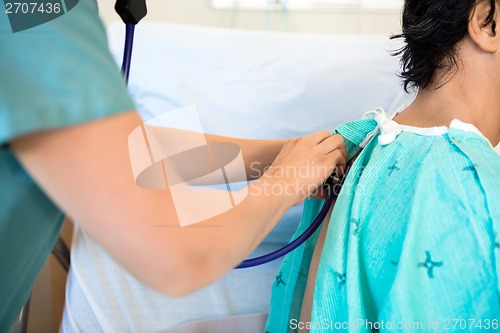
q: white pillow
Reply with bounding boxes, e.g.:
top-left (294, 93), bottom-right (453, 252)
top-left (107, 22), bottom-right (414, 139)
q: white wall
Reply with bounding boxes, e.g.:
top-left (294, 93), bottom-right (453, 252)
top-left (97, 0), bottom-right (402, 35)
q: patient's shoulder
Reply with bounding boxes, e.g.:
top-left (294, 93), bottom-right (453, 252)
top-left (358, 131), bottom-right (494, 202)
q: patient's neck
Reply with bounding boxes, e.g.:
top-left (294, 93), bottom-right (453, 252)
top-left (394, 72), bottom-right (500, 147)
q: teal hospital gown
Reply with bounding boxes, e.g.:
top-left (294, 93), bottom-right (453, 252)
top-left (266, 108), bottom-right (500, 332)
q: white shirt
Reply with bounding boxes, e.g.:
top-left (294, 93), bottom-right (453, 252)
top-left (60, 207), bottom-right (301, 333)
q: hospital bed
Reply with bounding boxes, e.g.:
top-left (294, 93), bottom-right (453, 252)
top-left (14, 23), bottom-right (417, 333)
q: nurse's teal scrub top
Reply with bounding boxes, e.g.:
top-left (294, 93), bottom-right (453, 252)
top-left (0, 1), bottom-right (134, 330)
top-left (266, 109), bottom-right (500, 332)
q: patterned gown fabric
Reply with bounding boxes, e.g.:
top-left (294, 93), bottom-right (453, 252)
top-left (266, 108), bottom-right (500, 333)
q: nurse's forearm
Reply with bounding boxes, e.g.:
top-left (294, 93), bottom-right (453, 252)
top-left (131, 178), bottom-right (295, 296)
top-left (136, 128), bottom-right (284, 182)
top-left (205, 134), bottom-right (286, 180)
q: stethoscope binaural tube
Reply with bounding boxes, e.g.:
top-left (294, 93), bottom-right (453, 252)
top-left (115, 0), bottom-right (147, 82)
top-left (121, 23), bottom-right (135, 83)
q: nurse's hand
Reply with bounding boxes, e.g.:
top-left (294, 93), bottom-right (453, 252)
top-left (259, 131), bottom-right (347, 206)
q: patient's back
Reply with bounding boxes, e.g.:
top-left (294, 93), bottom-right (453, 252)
top-left (266, 110), bottom-right (500, 332)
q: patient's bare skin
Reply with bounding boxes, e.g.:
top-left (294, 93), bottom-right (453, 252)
top-left (298, 205), bottom-right (334, 333)
top-left (298, 154), bottom-right (360, 332)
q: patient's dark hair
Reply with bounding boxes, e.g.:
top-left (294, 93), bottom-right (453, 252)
top-left (391, 0), bottom-right (497, 92)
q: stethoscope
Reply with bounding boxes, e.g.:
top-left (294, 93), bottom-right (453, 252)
top-left (114, 0), bottom-right (344, 268)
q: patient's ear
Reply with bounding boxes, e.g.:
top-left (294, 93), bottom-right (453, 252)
top-left (468, 0), bottom-right (498, 53)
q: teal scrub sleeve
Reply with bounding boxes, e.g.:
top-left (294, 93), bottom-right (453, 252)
top-left (0, 1), bottom-right (134, 330)
top-left (0, 0), bottom-right (135, 144)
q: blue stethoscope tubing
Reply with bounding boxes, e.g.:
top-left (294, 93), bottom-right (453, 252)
top-left (120, 24), bottom-right (339, 269)
top-left (121, 23), bottom-right (135, 82)
top-left (235, 186), bottom-right (336, 268)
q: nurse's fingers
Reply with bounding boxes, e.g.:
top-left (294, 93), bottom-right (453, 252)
top-left (306, 130), bottom-right (333, 144)
top-left (325, 147), bottom-right (347, 169)
top-left (317, 134), bottom-right (347, 160)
